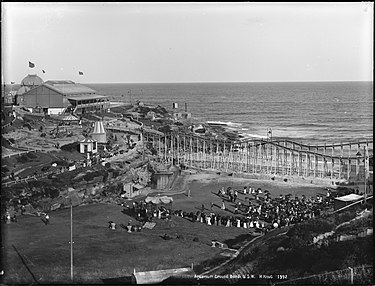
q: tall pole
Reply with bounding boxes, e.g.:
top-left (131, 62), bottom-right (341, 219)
top-left (142, 128), bottom-right (145, 162)
top-left (364, 145), bottom-right (367, 204)
top-left (70, 204), bottom-right (73, 282)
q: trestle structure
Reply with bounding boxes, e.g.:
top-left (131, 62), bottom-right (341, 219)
top-left (143, 131), bottom-right (372, 182)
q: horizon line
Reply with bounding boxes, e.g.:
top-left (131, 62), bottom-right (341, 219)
top-left (4, 79), bottom-right (373, 85)
top-left (82, 79), bottom-right (374, 85)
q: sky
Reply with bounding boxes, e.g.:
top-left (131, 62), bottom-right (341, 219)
top-left (2, 2), bottom-right (374, 84)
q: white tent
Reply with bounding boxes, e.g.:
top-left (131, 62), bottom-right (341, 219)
top-left (145, 196), bottom-right (173, 205)
top-left (334, 193), bottom-right (364, 211)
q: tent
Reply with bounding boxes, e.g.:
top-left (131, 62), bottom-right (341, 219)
top-left (60, 114), bottom-right (79, 122)
top-left (145, 196), bottom-right (173, 214)
top-left (333, 193), bottom-right (364, 211)
top-left (145, 196), bottom-right (173, 205)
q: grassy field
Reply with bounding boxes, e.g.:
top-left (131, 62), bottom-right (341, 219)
top-left (1, 173), bottom-right (328, 284)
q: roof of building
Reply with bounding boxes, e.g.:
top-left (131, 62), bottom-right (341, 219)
top-left (80, 137), bottom-right (96, 143)
top-left (16, 86), bottom-right (31, 95)
top-left (92, 121), bottom-right (106, 134)
top-left (60, 114), bottom-right (79, 121)
top-left (334, 193), bottom-right (364, 202)
top-left (21, 74), bottom-right (44, 87)
top-left (44, 80), bottom-right (96, 95)
top-left (66, 94), bottom-right (108, 101)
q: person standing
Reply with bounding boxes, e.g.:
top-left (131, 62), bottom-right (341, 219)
top-left (234, 190), bottom-right (238, 202)
top-left (221, 200), bottom-right (226, 210)
top-left (6, 213), bottom-right (11, 224)
top-left (45, 213), bottom-right (50, 225)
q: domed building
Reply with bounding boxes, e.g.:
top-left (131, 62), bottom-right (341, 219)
top-left (16, 74), bottom-right (44, 96)
top-left (21, 74), bottom-right (44, 87)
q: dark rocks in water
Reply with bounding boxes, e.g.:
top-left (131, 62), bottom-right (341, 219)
top-left (155, 105), bottom-right (169, 115)
top-left (194, 128), bottom-right (206, 134)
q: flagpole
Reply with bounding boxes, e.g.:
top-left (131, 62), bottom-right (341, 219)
top-left (364, 145), bottom-right (367, 204)
top-left (70, 204), bottom-right (73, 282)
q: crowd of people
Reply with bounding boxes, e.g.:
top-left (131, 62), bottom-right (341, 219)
top-left (114, 185), bottom-right (335, 236)
top-left (122, 200), bottom-right (172, 223)
top-left (172, 186), bottom-right (333, 233)
top-left (119, 185), bottom-right (334, 235)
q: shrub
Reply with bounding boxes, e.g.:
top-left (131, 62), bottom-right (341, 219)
top-left (334, 210), bottom-right (357, 225)
top-left (287, 218), bottom-right (333, 243)
top-left (83, 170), bottom-right (103, 182)
top-left (1, 166), bottom-right (9, 174)
top-left (60, 142), bottom-right (79, 152)
top-left (16, 154), bottom-right (29, 163)
top-left (23, 123), bottom-right (32, 131)
top-left (45, 188), bottom-right (60, 199)
top-left (26, 152), bottom-right (37, 159)
top-left (112, 170), bottom-right (120, 178)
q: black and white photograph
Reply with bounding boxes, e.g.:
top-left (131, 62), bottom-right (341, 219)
top-left (1, 2), bottom-right (373, 285)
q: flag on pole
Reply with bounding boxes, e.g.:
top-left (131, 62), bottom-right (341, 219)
top-left (29, 61), bottom-right (35, 68)
top-left (79, 71), bottom-right (84, 75)
top-left (42, 69), bottom-right (46, 73)
top-left (365, 146), bottom-right (369, 179)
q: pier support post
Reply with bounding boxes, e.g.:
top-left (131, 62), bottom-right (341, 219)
top-left (347, 144), bottom-right (351, 181)
top-left (164, 136), bottom-right (167, 162)
top-left (259, 141), bottom-right (263, 173)
top-left (313, 154), bottom-right (317, 178)
top-left (177, 133), bottom-right (180, 166)
top-left (189, 136), bottom-right (193, 167)
top-left (158, 135), bottom-right (161, 159)
top-left (356, 144), bottom-right (360, 180)
top-left (252, 141), bottom-right (257, 173)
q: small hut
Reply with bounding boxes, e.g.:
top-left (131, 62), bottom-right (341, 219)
top-left (79, 137), bottom-right (97, 154)
top-left (122, 183), bottom-right (145, 198)
top-left (91, 121), bottom-right (107, 144)
top-left (60, 114), bottom-right (79, 124)
top-left (152, 171), bottom-right (174, 190)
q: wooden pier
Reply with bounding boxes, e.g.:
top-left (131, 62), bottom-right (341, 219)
top-left (143, 131), bottom-right (372, 184)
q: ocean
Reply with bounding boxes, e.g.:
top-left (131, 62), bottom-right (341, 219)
top-left (85, 81), bottom-right (373, 145)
